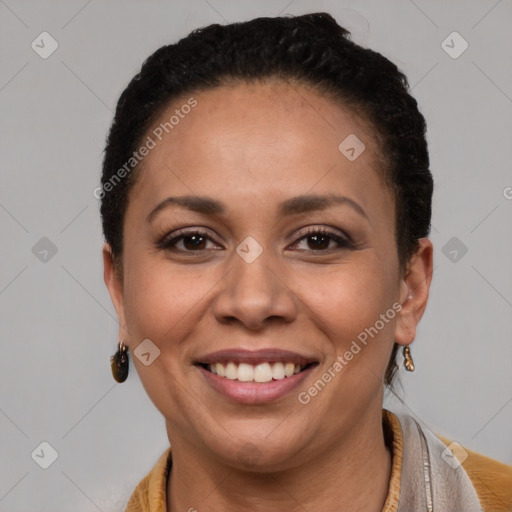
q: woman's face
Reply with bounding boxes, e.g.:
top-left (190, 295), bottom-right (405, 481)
top-left (104, 80), bottom-right (431, 470)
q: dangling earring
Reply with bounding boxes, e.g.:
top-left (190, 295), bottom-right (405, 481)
top-left (111, 340), bottom-right (129, 383)
top-left (403, 346), bottom-right (415, 372)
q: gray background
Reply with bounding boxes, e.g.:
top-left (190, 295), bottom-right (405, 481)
top-left (1, 0), bottom-right (511, 510)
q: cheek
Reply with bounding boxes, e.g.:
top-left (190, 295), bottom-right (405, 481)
top-left (121, 255), bottom-right (213, 422)
top-left (122, 254), bottom-right (210, 348)
top-left (313, 259), bottom-right (396, 328)
top-left (304, 254), bottom-right (398, 378)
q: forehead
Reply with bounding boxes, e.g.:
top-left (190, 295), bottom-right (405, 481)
top-left (129, 80), bottom-right (392, 220)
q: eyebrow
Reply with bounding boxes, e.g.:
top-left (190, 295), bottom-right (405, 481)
top-left (146, 193), bottom-right (368, 223)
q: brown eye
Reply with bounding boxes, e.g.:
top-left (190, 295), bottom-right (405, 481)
top-left (292, 228), bottom-right (353, 252)
top-left (156, 229), bottom-right (221, 252)
top-left (182, 234), bottom-right (207, 250)
top-left (306, 233), bottom-right (331, 250)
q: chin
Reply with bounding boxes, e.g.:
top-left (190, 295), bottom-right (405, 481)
top-left (200, 422), bottom-right (311, 473)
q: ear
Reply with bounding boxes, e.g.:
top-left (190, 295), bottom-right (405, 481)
top-left (103, 243), bottom-right (129, 344)
top-left (394, 238), bottom-right (433, 346)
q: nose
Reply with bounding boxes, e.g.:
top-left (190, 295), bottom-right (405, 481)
top-left (211, 247), bottom-right (298, 331)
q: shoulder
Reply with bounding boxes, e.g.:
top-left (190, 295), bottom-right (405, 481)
top-left (125, 447), bottom-right (172, 512)
top-left (438, 435), bottom-right (512, 512)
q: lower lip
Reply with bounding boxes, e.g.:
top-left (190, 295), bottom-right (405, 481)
top-left (197, 365), bottom-right (316, 404)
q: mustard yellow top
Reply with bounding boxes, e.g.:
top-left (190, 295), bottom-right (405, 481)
top-left (126, 410), bottom-right (512, 511)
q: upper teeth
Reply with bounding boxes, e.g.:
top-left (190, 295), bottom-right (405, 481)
top-left (209, 362), bottom-right (303, 382)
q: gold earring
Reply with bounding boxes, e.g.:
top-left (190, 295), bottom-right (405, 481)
top-left (111, 340), bottom-right (129, 383)
top-left (403, 346), bottom-right (415, 372)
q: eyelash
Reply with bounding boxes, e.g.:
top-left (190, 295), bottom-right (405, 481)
top-left (155, 226), bottom-right (354, 253)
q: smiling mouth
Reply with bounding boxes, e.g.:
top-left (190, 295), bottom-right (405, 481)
top-left (197, 361), bottom-right (318, 383)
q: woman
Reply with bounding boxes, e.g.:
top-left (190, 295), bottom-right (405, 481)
top-left (100, 13), bottom-right (512, 512)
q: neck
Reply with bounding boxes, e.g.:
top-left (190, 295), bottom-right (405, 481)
top-left (167, 410), bottom-right (392, 512)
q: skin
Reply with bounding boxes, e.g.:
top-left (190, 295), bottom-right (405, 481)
top-left (104, 79), bottom-right (433, 511)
